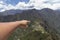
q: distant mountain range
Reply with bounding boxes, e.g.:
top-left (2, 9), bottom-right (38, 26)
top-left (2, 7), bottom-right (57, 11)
top-left (0, 9), bottom-right (23, 16)
top-left (0, 8), bottom-right (60, 35)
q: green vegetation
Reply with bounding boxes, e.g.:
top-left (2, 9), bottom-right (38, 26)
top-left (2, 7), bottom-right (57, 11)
top-left (8, 19), bottom-right (59, 40)
top-left (0, 9), bottom-right (60, 40)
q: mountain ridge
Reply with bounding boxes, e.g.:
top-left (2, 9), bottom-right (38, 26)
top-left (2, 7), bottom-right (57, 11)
top-left (0, 8), bottom-right (60, 40)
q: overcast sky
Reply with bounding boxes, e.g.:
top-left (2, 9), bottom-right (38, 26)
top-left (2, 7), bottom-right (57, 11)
top-left (0, 0), bottom-right (60, 12)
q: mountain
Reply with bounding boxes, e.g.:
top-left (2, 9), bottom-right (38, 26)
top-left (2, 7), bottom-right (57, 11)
top-left (0, 8), bottom-right (60, 32)
top-left (0, 8), bottom-right (60, 40)
top-left (0, 9), bottom-right (23, 16)
top-left (0, 9), bottom-right (41, 22)
top-left (0, 8), bottom-right (60, 33)
top-left (38, 8), bottom-right (60, 34)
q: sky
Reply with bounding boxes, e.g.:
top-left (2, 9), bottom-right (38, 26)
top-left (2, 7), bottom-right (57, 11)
top-left (0, 0), bottom-right (60, 12)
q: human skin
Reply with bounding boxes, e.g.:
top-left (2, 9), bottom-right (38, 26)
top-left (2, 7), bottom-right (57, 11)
top-left (0, 20), bottom-right (30, 40)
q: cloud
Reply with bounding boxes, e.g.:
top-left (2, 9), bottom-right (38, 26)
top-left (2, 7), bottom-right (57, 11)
top-left (15, 2), bottom-right (34, 9)
top-left (51, 3), bottom-right (60, 9)
top-left (15, 2), bottom-right (29, 9)
top-left (29, 0), bottom-right (60, 10)
top-left (0, 0), bottom-right (60, 12)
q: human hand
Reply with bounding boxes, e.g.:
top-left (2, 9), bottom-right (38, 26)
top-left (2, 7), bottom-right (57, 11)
top-left (19, 20), bottom-right (30, 28)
